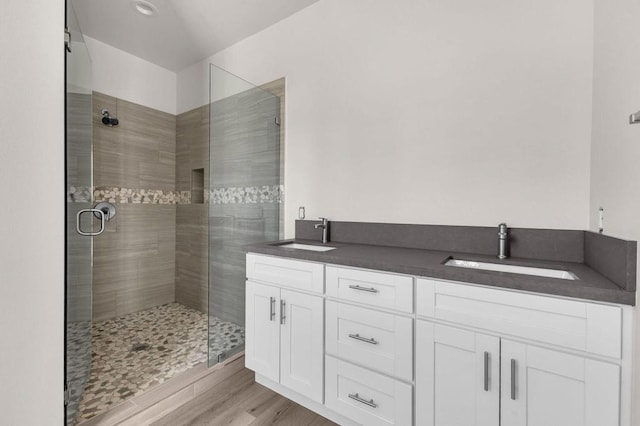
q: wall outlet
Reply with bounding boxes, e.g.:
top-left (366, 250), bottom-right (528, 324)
top-left (598, 207), bottom-right (604, 233)
top-left (298, 206), bottom-right (305, 220)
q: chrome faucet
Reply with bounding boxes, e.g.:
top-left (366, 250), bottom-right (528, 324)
top-left (314, 217), bottom-right (329, 244)
top-left (498, 223), bottom-right (509, 259)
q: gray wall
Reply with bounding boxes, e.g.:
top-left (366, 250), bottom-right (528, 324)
top-left (175, 104), bottom-right (210, 312)
top-left (67, 93), bottom-right (93, 323)
top-left (92, 92), bottom-right (177, 320)
top-left (208, 87), bottom-right (281, 326)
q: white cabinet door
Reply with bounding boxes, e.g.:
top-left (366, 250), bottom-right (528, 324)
top-left (245, 280), bottom-right (280, 383)
top-left (280, 288), bottom-right (324, 403)
top-left (416, 320), bottom-right (500, 426)
top-left (501, 340), bottom-right (620, 426)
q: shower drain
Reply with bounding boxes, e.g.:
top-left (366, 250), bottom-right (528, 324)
top-left (131, 343), bottom-right (150, 352)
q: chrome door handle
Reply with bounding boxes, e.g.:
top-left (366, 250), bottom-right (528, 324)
top-left (280, 300), bottom-right (286, 324)
top-left (348, 333), bottom-right (378, 345)
top-left (348, 392), bottom-right (377, 408)
top-left (269, 297), bottom-right (276, 321)
top-left (483, 351), bottom-right (489, 391)
top-left (510, 358), bottom-right (517, 400)
top-left (76, 208), bottom-right (105, 236)
top-left (348, 284), bottom-right (379, 293)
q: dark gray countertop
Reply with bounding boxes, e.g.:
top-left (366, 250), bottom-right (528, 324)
top-left (245, 239), bottom-right (636, 306)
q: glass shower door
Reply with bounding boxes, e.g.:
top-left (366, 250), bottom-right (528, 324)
top-left (65, 3), bottom-right (93, 424)
top-left (208, 64), bottom-right (281, 365)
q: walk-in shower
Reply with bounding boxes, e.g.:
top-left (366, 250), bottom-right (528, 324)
top-left (65, 3), bottom-right (282, 421)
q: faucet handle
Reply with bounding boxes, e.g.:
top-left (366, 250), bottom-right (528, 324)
top-left (318, 217), bottom-right (328, 223)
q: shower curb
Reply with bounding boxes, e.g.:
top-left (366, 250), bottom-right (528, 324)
top-left (77, 352), bottom-right (245, 426)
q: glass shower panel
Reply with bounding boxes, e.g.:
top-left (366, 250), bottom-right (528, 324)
top-left (208, 64), bottom-right (281, 365)
top-left (65, 3), bottom-right (93, 424)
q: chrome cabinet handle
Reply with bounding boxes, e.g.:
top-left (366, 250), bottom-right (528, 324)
top-left (348, 333), bottom-right (378, 345)
top-left (76, 208), bottom-right (105, 236)
top-left (484, 351), bottom-right (489, 391)
top-left (348, 392), bottom-right (377, 408)
top-left (269, 297), bottom-right (276, 321)
top-left (280, 300), bottom-right (286, 324)
top-left (510, 359), bottom-right (517, 400)
top-left (348, 284), bottom-right (379, 293)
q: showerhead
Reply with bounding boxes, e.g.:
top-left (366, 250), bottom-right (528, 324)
top-left (101, 109), bottom-right (119, 126)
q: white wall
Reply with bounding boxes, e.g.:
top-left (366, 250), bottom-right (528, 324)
top-left (589, 0), bottom-right (640, 423)
top-left (0, 1), bottom-right (65, 424)
top-left (84, 36), bottom-right (177, 114)
top-left (178, 0), bottom-right (595, 238)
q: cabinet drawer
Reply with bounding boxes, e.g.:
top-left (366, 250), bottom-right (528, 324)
top-left (326, 301), bottom-right (413, 381)
top-left (246, 253), bottom-right (324, 294)
top-left (417, 278), bottom-right (622, 359)
top-left (325, 356), bottom-right (412, 426)
top-left (326, 266), bottom-right (413, 313)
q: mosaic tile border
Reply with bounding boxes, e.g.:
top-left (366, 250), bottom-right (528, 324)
top-left (70, 185), bottom-right (283, 205)
top-left (93, 187), bottom-right (187, 204)
top-left (87, 185), bottom-right (282, 205)
top-left (210, 185), bottom-right (283, 204)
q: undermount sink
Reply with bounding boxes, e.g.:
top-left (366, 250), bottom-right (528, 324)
top-left (445, 259), bottom-right (578, 280)
top-left (276, 243), bottom-right (336, 252)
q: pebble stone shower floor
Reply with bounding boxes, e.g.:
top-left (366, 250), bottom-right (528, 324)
top-left (73, 303), bottom-right (244, 424)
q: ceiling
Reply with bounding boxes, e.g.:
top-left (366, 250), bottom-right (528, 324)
top-left (71, 0), bottom-right (320, 71)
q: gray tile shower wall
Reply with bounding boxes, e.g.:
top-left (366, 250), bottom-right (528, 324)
top-left (92, 92), bottom-right (177, 320)
top-left (208, 87), bottom-right (281, 327)
top-left (93, 81), bottom-right (285, 320)
top-left (176, 104), bottom-right (210, 195)
top-left (175, 205), bottom-right (208, 312)
top-left (175, 104), bottom-right (209, 313)
top-left (175, 80), bottom-right (286, 315)
top-left (93, 92), bottom-right (176, 190)
top-left (93, 204), bottom-right (176, 321)
top-left (67, 92), bottom-right (93, 323)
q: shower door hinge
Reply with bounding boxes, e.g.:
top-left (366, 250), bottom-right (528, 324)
top-left (64, 382), bottom-right (70, 406)
top-left (64, 27), bottom-right (71, 52)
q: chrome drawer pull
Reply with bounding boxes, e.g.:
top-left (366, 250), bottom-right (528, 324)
top-left (348, 333), bottom-right (378, 345)
top-left (510, 359), bottom-right (517, 400)
top-left (269, 297), bottom-right (276, 321)
top-left (348, 392), bottom-right (377, 408)
top-left (483, 351), bottom-right (489, 391)
top-left (348, 284), bottom-right (379, 293)
top-left (280, 299), bottom-right (286, 324)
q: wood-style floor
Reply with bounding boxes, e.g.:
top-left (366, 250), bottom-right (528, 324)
top-left (150, 367), bottom-right (337, 426)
